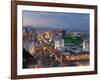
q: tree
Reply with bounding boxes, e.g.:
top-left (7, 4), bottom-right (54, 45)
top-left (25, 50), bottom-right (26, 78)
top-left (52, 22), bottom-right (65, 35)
top-left (64, 35), bottom-right (82, 45)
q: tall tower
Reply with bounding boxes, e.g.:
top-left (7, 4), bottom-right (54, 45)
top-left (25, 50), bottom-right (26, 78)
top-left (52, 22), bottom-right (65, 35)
top-left (54, 39), bottom-right (64, 49)
top-left (29, 42), bottom-right (36, 55)
top-left (59, 29), bottom-right (66, 39)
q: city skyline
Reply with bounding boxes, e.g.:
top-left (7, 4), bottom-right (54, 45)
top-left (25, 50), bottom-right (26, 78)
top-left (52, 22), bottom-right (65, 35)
top-left (23, 11), bottom-right (90, 68)
top-left (23, 11), bottom-right (90, 32)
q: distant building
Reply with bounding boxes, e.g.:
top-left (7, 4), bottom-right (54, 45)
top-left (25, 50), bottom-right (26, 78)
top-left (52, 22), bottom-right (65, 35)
top-left (54, 29), bottom-right (66, 49)
top-left (82, 32), bottom-right (89, 40)
top-left (29, 42), bottom-right (36, 55)
top-left (59, 29), bottom-right (66, 39)
top-left (82, 40), bottom-right (89, 51)
top-left (23, 41), bottom-right (30, 52)
top-left (44, 31), bottom-right (53, 39)
top-left (23, 40), bottom-right (37, 56)
top-left (54, 39), bottom-right (64, 49)
top-left (72, 32), bottom-right (81, 37)
top-left (23, 30), bottom-right (37, 55)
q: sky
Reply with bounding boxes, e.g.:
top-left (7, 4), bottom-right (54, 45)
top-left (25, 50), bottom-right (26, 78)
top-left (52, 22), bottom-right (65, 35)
top-left (22, 10), bottom-right (89, 32)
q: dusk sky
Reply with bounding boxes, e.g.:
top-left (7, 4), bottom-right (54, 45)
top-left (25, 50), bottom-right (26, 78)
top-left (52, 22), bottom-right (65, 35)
top-left (22, 11), bottom-right (89, 32)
